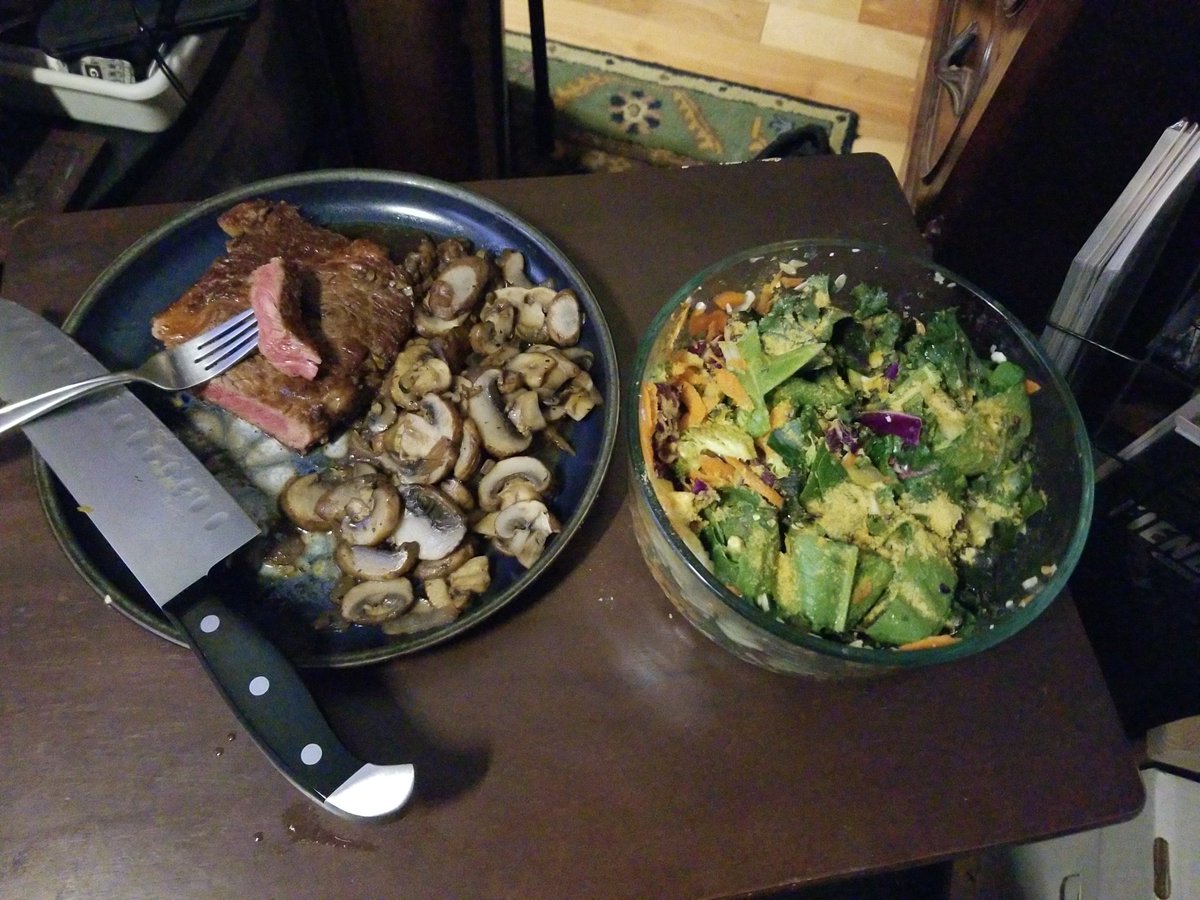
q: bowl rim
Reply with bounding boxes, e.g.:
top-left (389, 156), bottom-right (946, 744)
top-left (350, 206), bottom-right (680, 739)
top-left (626, 237), bottom-right (1095, 668)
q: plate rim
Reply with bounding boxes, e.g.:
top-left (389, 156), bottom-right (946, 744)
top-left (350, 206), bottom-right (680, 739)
top-left (36, 168), bottom-right (621, 668)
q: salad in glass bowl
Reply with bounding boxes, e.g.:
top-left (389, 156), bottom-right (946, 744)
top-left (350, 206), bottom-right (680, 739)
top-left (629, 240), bottom-right (1092, 676)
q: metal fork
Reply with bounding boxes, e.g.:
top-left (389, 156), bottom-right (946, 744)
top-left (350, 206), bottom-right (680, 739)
top-left (0, 309), bottom-right (259, 437)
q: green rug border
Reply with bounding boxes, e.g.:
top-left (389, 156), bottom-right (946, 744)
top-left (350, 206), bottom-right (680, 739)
top-left (504, 31), bottom-right (860, 158)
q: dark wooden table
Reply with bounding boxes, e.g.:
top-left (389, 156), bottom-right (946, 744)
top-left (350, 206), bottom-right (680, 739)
top-left (0, 155), bottom-right (1143, 898)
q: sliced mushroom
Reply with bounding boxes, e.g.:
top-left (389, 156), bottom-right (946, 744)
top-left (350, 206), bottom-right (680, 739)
top-left (448, 555), bottom-right (491, 597)
top-left (523, 346), bottom-right (582, 399)
top-left (507, 389), bottom-right (547, 437)
top-left (279, 472), bottom-right (336, 531)
top-left (498, 249), bottom-right (533, 288)
top-left (514, 286), bottom-right (557, 342)
top-left (439, 477), bottom-right (476, 512)
top-left (545, 290), bottom-right (582, 346)
top-left (425, 255), bottom-right (491, 320)
top-left (385, 393), bottom-right (462, 485)
top-left (335, 540), bottom-right (420, 580)
top-left (453, 418), bottom-right (483, 481)
top-left (562, 346), bottom-right (594, 369)
top-left (466, 368), bottom-right (532, 458)
top-left (541, 422), bottom-right (576, 455)
top-left (392, 484), bottom-right (469, 560)
top-left (424, 578), bottom-right (455, 610)
top-left (469, 296), bottom-right (517, 356)
top-left (402, 236), bottom-right (439, 286)
top-left (546, 371), bottom-right (603, 422)
top-left (477, 456), bottom-right (552, 512)
top-left (364, 394), bottom-right (398, 434)
top-left (341, 578), bottom-right (415, 625)
top-left (426, 555), bottom-right (492, 612)
top-left (314, 474), bottom-right (378, 523)
top-left (491, 499), bottom-right (560, 569)
top-left (414, 541), bottom-right (475, 580)
top-left (505, 350), bottom-right (559, 390)
top-left (415, 307), bottom-right (471, 339)
top-left (336, 480), bottom-right (402, 547)
top-left (388, 340), bottom-right (453, 409)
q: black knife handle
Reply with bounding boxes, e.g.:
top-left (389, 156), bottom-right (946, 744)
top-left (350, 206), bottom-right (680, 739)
top-left (165, 585), bottom-right (414, 820)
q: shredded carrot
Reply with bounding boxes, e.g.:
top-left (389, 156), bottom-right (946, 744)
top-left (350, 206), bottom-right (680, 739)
top-left (730, 459), bottom-right (784, 508)
top-left (769, 402), bottom-right (792, 429)
top-left (668, 348), bottom-right (700, 370)
top-left (679, 380), bottom-right (707, 428)
top-left (695, 454), bottom-right (738, 488)
top-left (1024, 379), bottom-right (1041, 395)
top-left (780, 275), bottom-right (806, 288)
top-left (694, 454), bottom-right (784, 508)
top-left (752, 280), bottom-right (776, 316)
top-left (712, 290), bottom-right (746, 312)
top-left (638, 381), bottom-right (657, 467)
top-left (897, 634), bottom-right (961, 651)
top-left (687, 307), bottom-right (727, 341)
top-left (714, 368), bottom-right (753, 410)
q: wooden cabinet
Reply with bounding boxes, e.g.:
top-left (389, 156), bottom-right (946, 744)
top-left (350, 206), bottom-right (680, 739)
top-left (903, 0), bottom-right (1200, 332)
top-left (903, 0), bottom-right (1082, 238)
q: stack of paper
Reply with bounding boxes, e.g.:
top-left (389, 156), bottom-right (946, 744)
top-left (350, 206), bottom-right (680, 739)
top-left (1042, 119), bottom-right (1200, 376)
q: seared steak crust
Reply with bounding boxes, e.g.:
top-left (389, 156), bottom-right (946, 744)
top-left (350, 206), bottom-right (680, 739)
top-left (151, 200), bottom-right (415, 451)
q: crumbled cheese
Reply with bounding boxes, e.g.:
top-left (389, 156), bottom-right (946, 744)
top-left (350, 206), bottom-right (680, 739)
top-left (989, 345), bottom-right (1008, 364)
top-left (1021, 575), bottom-right (1039, 591)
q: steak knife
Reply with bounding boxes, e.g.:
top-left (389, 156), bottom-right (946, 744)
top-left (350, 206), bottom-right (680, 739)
top-left (0, 299), bottom-right (414, 820)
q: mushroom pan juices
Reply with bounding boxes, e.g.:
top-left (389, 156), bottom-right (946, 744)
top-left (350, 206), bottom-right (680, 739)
top-left (628, 240), bottom-right (1093, 677)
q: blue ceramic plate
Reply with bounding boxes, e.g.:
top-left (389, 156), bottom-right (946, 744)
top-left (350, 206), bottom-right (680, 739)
top-left (35, 170), bottom-right (619, 668)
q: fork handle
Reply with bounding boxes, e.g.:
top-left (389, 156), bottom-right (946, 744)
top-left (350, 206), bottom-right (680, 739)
top-left (0, 372), bottom-right (136, 437)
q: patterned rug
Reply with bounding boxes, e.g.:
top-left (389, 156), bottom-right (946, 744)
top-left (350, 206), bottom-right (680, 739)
top-left (505, 32), bottom-right (858, 174)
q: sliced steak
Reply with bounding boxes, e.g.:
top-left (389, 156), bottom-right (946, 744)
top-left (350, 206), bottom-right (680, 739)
top-left (151, 200), bottom-right (414, 452)
top-left (249, 256), bottom-right (321, 380)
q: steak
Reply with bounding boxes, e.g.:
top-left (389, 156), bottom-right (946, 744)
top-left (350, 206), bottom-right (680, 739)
top-left (248, 257), bottom-right (321, 381)
top-left (151, 200), bottom-right (415, 451)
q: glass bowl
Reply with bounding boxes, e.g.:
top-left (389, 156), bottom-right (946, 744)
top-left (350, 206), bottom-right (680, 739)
top-left (627, 240), bottom-right (1094, 677)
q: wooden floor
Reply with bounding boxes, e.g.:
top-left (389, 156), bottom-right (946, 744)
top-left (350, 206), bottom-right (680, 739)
top-left (502, 0), bottom-right (937, 179)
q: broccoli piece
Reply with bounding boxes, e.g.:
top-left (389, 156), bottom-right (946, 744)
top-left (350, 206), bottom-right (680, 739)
top-left (769, 371), bottom-right (853, 415)
top-left (701, 487), bottom-right (780, 602)
top-left (757, 274), bottom-right (849, 360)
top-left (675, 419), bottom-right (757, 478)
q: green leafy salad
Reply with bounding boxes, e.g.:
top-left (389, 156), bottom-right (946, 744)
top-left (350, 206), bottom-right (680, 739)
top-left (638, 260), bottom-right (1047, 649)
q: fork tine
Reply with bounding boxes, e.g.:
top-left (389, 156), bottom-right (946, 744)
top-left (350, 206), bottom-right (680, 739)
top-left (197, 331), bottom-right (258, 372)
top-left (192, 310), bottom-right (259, 370)
top-left (192, 308), bottom-right (257, 352)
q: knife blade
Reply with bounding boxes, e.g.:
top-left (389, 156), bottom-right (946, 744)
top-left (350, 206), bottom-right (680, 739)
top-left (0, 299), bottom-right (414, 820)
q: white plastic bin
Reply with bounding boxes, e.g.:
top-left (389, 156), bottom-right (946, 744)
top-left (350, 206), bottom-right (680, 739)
top-left (0, 30), bottom-right (223, 132)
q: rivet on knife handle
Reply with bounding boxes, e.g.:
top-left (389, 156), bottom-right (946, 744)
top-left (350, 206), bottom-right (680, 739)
top-left (167, 585), bottom-right (415, 820)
